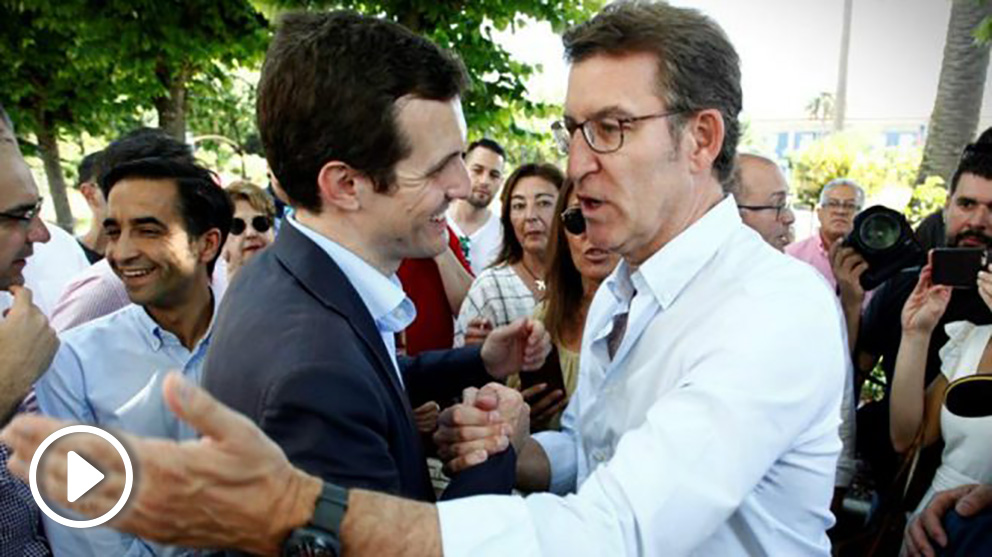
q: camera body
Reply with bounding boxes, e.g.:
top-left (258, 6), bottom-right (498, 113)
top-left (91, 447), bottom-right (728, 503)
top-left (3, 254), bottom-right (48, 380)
top-left (842, 206), bottom-right (925, 291)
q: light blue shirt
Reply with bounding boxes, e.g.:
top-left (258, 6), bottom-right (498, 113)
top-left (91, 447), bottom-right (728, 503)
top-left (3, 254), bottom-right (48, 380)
top-left (287, 216), bottom-right (415, 387)
top-left (437, 197), bottom-right (846, 556)
top-left (35, 296), bottom-right (218, 557)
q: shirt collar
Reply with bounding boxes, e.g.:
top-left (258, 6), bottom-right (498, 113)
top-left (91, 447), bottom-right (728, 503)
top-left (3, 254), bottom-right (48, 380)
top-left (133, 289), bottom-right (220, 352)
top-left (287, 216), bottom-right (416, 334)
top-left (606, 195), bottom-right (742, 312)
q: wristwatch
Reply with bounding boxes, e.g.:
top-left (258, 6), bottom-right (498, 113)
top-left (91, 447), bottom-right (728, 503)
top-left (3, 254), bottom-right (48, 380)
top-left (282, 482), bottom-right (349, 557)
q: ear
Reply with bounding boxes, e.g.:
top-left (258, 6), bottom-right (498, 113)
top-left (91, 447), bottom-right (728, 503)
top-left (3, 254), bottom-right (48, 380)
top-left (196, 228), bottom-right (223, 267)
top-left (316, 161), bottom-right (373, 212)
top-left (683, 108), bottom-right (725, 176)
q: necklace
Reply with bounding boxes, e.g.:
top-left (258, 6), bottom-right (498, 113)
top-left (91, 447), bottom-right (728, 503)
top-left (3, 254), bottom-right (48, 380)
top-left (519, 261), bottom-right (546, 294)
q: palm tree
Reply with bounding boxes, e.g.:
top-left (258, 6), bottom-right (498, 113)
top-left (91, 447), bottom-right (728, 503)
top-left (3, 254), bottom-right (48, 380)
top-left (833, 0), bottom-right (853, 132)
top-left (916, 0), bottom-right (992, 185)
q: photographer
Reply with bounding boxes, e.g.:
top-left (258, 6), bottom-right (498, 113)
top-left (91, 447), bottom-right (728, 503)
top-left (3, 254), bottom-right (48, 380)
top-left (843, 127), bottom-right (992, 506)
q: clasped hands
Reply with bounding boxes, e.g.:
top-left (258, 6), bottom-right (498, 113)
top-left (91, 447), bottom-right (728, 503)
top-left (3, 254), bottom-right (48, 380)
top-left (433, 383), bottom-right (530, 474)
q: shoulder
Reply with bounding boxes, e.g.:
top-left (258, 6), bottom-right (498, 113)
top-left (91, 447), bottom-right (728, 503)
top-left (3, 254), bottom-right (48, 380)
top-left (60, 304), bottom-right (141, 346)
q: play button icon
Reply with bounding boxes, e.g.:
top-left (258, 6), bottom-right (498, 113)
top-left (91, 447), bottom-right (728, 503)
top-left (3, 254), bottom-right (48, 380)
top-left (28, 424), bottom-right (133, 529)
top-left (66, 451), bottom-right (105, 503)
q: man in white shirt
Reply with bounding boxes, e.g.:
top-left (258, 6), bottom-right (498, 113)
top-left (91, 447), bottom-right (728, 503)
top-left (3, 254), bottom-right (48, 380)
top-left (2, 3), bottom-right (849, 556)
top-left (446, 138), bottom-right (505, 274)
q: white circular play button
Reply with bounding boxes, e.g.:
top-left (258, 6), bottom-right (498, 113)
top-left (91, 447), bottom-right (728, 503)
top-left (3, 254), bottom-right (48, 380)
top-left (27, 424), bottom-right (134, 528)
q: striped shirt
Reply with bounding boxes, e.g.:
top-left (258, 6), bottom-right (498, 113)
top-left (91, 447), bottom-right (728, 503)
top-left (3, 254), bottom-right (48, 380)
top-left (454, 265), bottom-right (535, 347)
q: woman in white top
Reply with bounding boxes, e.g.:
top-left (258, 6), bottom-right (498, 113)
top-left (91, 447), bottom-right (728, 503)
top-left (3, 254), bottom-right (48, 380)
top-left (890, 259), bottom-right (992, 522)
top-left (454, 162), bottom-right (564, 346)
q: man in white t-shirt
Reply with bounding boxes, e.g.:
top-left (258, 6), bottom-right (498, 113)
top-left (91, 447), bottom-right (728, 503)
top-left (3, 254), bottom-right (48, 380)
top-left (447, 138), bottom-right (505, 275)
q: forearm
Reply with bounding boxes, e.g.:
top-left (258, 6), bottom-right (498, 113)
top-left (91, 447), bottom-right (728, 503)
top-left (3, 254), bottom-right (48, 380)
top-left (889, 330), bottom-right (932, 452)
top-left (434, 249), bottom-right (473, 316)
top-left (0, 365), bottom-right (34, 426)
top-left (515, 437), bottom-right (552, 493)
top-left (342, 490), bottom-right (442, 557)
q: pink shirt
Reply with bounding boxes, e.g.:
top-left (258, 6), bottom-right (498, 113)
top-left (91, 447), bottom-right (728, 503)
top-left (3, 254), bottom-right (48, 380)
top-left (786, 233), bottom-right (836, 290)
top-left (786, 232), bottom-right (874, 306)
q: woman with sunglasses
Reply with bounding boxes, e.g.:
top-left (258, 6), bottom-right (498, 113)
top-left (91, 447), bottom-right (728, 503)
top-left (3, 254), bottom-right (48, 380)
top-left (223, 182), bottom-right (276, 282)
top-left (528, 178), bottom-right (620, 430)
top-left (454, 163), bottom-right (564, 348)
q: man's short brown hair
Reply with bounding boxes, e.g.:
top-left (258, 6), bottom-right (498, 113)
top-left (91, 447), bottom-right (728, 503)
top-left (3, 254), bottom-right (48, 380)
top-left (257, 10), bottom-right (469, 212)
top-left (563, 0), bottom-right (742, 184)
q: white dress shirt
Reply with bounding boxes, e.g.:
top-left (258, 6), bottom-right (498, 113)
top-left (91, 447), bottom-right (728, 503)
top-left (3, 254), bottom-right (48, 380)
top-left (287, 216), bottom-right (415, 386)
top-left (437, 196), bottom-right (846, 556)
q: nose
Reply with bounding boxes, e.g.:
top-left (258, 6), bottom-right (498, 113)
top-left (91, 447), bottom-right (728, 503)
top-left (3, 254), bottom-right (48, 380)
top-left (968, 204), bottom-right (992, 229)
top-left (449, 158), bottom-right (471, 200)
top-left (780, 206), bottom-right (796, 226)
top-left (107, 230), bottom-right (138, 264)
top-left (566, 129), bottom-right (600, 185)
top-left (27, 216), bottom-right (51, 245)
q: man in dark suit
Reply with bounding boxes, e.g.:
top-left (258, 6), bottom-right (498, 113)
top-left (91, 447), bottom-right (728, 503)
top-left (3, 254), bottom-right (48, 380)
top-left (202, 11), bottom-right (548, 503)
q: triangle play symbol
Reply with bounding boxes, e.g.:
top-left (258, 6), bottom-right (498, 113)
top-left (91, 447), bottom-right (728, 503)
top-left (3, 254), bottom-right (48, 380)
top-left (67, 451), bottom-right (105, 503)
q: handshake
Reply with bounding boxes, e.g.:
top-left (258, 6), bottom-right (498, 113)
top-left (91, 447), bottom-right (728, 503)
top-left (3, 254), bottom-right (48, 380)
top-left (433, 383), bottom-right (531, 474)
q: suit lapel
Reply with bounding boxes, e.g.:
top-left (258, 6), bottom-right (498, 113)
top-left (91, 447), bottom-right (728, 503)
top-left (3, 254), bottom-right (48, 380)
top-left (271, 224), bottom-right (410, 405)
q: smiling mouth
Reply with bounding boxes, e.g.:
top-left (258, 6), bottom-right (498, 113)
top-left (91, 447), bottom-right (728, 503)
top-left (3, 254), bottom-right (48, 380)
top-left (118, 268), bottom-right (154, 280)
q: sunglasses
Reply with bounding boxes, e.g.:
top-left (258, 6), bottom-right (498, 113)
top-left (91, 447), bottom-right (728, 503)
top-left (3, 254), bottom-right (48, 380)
top-left (230, 215), bottom-right (272, 236)
top-left (560, 207), bottom-right (586, 236)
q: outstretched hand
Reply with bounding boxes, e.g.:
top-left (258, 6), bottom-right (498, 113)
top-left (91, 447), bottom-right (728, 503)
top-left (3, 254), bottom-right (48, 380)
top-left (1, 373), bottom-right (322, 556)
top-left (480, 318), bottom-right (552, 380)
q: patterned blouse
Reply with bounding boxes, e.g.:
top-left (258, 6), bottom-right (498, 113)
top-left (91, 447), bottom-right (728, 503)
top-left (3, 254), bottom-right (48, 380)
top-left (454, 265), bottom-right (536, 347)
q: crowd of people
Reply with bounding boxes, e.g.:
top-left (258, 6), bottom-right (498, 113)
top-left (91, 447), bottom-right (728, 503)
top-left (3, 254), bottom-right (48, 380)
top-left (1, 1), bottom-right (991, 556)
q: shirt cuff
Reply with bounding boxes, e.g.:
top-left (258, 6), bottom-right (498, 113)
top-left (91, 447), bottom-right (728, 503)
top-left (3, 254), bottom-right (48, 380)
top-left (533, 430), bottom-right (577, 495)
top-left (438, 495), bottom-right (541, 557)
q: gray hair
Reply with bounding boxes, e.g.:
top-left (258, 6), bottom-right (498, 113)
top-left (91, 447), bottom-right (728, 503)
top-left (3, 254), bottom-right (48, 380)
top-left (819, 178), bottom-right (864, 208)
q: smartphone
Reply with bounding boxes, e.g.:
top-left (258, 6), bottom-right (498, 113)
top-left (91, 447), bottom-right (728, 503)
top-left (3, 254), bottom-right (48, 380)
top-left (519, 346), bottom-right (566, 395)
top-left (931, 247), bottom-right (987, 288)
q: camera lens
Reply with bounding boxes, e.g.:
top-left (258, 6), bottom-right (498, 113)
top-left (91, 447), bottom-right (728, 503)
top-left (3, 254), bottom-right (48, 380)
top-left (859, 212), bottom-right (901, 251)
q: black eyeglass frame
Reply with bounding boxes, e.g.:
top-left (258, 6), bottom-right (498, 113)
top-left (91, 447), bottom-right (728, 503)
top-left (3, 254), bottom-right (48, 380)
top-left (230, 215), bottom-right (273, 236)
top-left (0, 198), bottom-right (44, 225)
top-left (737, 200), bottom-right (793, 221)
top-left (551, 110), bottom-right (684, 155)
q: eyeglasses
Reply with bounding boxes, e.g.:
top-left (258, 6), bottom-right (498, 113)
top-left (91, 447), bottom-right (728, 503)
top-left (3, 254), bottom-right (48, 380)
top-left (560, 206), bottom-right (586, 236)
top-left (0, 198), bottom-right (44, 226)
top-left (230, 215), bottom-right (272, 236)
top-left (822, 199), bottom-right (861, 212)
top-left (738, 198), bottom-right (793, 221)
top-left (551, 110), bottom-right (683, 155)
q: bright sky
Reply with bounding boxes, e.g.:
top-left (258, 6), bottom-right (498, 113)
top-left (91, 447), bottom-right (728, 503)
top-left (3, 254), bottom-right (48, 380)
top-left (498, 0), bottom-right (992, 125)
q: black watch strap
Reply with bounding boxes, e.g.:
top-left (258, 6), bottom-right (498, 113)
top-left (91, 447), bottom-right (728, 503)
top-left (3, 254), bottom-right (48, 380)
top-left (282, 482), bottom-right (349, 557)
top-left (312, 482), bottom-right (349, 535)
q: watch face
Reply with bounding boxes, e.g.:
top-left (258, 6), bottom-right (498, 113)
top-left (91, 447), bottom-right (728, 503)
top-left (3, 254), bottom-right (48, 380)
top-left (285, 530), bottom-right (340, 557)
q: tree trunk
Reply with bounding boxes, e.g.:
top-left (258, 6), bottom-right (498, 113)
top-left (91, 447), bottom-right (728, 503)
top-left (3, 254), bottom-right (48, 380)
top-left (35, 110), bottom-right (74, 233)
top-left (917, 0), bottom-right (992, 185)
top-left (833, 0), bottom-right (853, 132)
top-left (154, 63), bottom-right (189, 140)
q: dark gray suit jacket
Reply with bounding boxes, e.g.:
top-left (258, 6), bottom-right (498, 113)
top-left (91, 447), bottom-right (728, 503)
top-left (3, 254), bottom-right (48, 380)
top-left (202, 223), bottom-right (514, 502)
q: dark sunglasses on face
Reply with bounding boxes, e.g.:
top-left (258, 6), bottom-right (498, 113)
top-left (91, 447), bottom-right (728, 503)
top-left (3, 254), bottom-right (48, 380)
top-left (560, 206), bottom-right (586, 236)
top-left (230, 215), bottom-right (272, 236)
